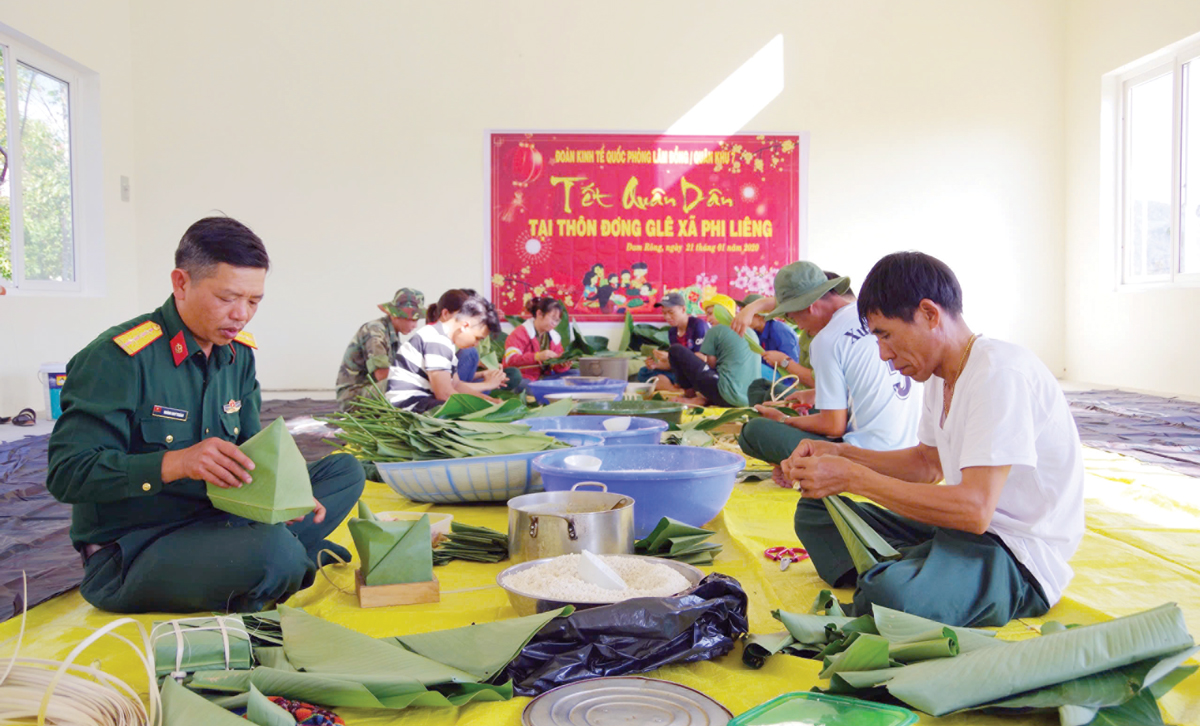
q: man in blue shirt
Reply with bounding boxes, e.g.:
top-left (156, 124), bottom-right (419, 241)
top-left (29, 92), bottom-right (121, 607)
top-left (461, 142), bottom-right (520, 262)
top-left (740, 293), bottom-right (803, 382)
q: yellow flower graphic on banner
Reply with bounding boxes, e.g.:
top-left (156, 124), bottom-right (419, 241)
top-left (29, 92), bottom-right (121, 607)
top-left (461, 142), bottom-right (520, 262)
top-left (492, 274), bottom-right (505, 286)
top-left (781, 140), bottom-right (795, 153)
top-left (754, 158), bottom-right (765, 172)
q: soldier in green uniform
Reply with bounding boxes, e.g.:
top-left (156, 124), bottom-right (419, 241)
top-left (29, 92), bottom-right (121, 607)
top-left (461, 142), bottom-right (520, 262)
top-left (335, 288), bottom-right (424, 410)
top-left (47, 217), bottom-right (366, 614)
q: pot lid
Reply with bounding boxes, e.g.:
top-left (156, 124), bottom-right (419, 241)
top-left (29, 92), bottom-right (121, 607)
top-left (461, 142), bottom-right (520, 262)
top-left (522, 676), bottom-right (732, 726)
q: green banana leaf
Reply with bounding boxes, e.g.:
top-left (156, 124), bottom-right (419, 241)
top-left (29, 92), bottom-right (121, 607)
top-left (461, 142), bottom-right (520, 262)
top-left (279, 606), bottom-right (477, 685)
top-left (617, 310), bottom-right (633, 352)
top-left (206, 417), bottom-right (314, 524)
top-left (774, 609), bottom-right (858, 645)
top-left (711, 304), bottom-right (767, 355)
top-left (824, 495), bottom-right (901, 574)
top-left (872, 605), bottom-right (998, 653)
top-left (887, 631), bottom-right (959, 663)
top-left (151, 615), bottom-right (253, 677)
top-left (247, 684), bottom-right (296, 726)
top-left (524, 398), bottom-right (576, 418)
top-left (634, 517), bottom-right (723, 565)
top-left (348, 511), bottom-right (433, 586)
top-left (884, 604), bottom-right (1195, 716)
top-left (323, 397), bottom-right (569, 463)
top-left (819, 632), bottom-right (892, 678)
top-left (393, 606), bottom-right (572, 680)
top-left (161, 677), bottom-right (247, 725)
top-left (432, 521), bottom-right (509, 565)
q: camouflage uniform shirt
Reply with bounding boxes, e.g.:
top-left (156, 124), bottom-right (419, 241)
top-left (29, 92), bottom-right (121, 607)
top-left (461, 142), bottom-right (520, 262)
top-left (336, 317), bottom-right (400, 408)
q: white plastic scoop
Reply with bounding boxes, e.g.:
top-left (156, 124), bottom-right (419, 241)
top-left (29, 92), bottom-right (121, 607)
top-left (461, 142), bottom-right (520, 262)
top-left (578, 550), bottom-right (627, 590)
top-left (602, 416), bottom-right (633, 432)
top-left (563, 454), bottom-right (603, 471)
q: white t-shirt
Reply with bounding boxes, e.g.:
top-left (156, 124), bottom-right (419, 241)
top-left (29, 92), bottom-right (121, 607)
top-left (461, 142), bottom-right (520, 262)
top-left (387, 323), bottom-right (458, 410)
top-left (810, 304), bottom-right (922, 451)
top-left (918, 337), bottom-right (1084, 605)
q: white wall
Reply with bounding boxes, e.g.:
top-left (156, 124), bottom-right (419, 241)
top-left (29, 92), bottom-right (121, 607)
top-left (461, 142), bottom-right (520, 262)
top-left (1065, 0), bottom-right (1200, 397)
top-left (0, 0), bottom-right (139, 414)
top-left (0, 0), bottom-right (1069, 403)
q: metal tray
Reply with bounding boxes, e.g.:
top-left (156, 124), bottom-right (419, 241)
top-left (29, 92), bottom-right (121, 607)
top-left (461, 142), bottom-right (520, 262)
top-left (523, 676), bottom-right (732, 726)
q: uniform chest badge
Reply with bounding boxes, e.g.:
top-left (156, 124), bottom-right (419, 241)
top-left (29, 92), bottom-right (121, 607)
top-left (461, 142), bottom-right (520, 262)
top-left (152, 405), bottom-right (189, 422)
top-left (223, 399), bottom-right (243, 414)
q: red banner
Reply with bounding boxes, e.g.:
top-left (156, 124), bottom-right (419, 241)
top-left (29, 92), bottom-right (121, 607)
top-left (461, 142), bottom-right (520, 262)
top-left (489, 132), bottom-right (804, 321)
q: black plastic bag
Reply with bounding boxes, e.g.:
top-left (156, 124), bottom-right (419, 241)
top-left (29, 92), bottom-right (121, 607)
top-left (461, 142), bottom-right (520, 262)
top-left (502, 573), bottom-right (749, 696)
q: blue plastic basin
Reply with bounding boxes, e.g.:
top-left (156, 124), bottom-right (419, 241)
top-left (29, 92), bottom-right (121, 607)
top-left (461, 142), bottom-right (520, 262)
top-left (533, 444), bottom-right (745, 537)
top-left (526, 377), bottom-right (627, 405)
top-left (516, 416), bottom-right (668, 446)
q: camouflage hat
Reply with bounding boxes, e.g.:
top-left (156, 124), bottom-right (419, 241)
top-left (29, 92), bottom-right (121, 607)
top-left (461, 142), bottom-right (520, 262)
top-left (379, 288), bottom-right (424, 320)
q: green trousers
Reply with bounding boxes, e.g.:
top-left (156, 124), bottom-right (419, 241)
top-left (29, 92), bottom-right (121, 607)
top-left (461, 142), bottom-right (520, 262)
top-left (794, 498), bottom-right (1050, 627)
top-left (80, 454), bottom-right (365, 614)
top-left (737, 417), bottom-right (836, 465)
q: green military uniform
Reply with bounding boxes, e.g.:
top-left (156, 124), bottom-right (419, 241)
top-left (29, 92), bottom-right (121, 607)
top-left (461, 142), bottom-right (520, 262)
top-left (47, 296), bottom-right (364, 614)
top-left (334, 317), bottom-right (398, 409)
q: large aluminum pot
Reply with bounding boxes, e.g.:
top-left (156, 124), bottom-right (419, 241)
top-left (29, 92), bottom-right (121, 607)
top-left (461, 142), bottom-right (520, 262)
top-left (507, 482), bottom-right (635, 563)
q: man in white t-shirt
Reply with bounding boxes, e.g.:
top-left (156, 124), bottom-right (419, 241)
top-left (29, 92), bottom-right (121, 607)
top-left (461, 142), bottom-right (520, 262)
top-left (736, 261), bottom-right (922, 468)
top-left (782, 251), bottom-right (1084, 627)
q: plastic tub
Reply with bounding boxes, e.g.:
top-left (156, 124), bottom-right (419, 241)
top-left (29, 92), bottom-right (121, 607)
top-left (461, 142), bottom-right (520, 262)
top-left (517, 416), bottom-right (668, 446)
top-left (372, 430), bottom-right (597, 503)
top-left (533, 445), bottom-right (745, 537)
top-left (39, 363), bottom-right (67, 419)
top-left (571, 399), bottom-right (686, 426)
top-left (527, 377), bottom-right (627, 404)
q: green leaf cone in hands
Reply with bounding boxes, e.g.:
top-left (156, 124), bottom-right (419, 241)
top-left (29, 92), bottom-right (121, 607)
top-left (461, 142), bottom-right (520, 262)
top-left (206, 417), bottom-right (314, 524)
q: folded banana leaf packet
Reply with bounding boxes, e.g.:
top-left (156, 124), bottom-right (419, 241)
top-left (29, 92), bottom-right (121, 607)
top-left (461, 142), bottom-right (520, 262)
top-left (349, 501), bottom-right (433, 586)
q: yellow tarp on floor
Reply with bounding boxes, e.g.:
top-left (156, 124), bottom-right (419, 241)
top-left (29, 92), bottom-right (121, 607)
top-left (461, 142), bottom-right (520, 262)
top-left (2, 446), bottom-right (1198, 725)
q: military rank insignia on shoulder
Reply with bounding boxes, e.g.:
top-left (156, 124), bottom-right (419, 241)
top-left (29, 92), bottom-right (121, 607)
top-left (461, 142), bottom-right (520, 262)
top-left (234, 330), bottom-right (257, 349)
top-left (113, 321), bottom-right (163, 356)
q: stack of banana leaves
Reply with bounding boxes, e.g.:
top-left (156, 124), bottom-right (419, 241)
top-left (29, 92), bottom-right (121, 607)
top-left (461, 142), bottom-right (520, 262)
top-left (172, 605), bottom-right (575, 716)
top-left (634, 517), bottom-right (722, 565)
top-left (321, 396), bottom-right (572, 463)
top-left (432, 522), bottom-right (509, 565)
top-left (743, 592), bottom-right (1198, 724)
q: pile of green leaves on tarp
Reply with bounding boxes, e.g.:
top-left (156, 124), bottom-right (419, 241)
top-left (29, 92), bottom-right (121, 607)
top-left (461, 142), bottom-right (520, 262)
top-left (635, 517), bottom-right (722, 565)
top-left (433, 521), bottom-right (509, 565)
top-left (182, 605), bottom-right (574, 714)
top-left (321, 396), bottom-right (570, 463)
top-left (743, 592), bottom-right (1198, 725)
top-left (432, 393), bottom-right (574, 423)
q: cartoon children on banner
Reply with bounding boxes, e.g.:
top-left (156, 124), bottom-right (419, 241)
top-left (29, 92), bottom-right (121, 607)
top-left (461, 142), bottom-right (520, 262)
top-left (577, 260), bottom-right (660, 314)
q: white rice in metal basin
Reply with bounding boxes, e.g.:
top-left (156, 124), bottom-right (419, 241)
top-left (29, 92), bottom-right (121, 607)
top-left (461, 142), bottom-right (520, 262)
top-left (502, 554), bottom-right (692, 603)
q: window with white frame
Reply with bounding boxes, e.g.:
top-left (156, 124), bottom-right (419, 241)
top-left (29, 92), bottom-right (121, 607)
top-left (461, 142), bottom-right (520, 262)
top-left (1116, 34), bottom-right (1200, 286)
top-left (0, 29), bottom-right (95, 293)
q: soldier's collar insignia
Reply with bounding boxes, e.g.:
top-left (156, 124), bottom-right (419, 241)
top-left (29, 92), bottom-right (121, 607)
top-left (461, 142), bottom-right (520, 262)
top-left (170, 331), bottom-right (188, 366)
top-left (223, 399), bottom-right (242, 414)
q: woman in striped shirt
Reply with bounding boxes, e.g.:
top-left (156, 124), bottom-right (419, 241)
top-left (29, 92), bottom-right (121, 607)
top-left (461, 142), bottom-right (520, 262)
top-left (387, 292), bottom-right (505, 412)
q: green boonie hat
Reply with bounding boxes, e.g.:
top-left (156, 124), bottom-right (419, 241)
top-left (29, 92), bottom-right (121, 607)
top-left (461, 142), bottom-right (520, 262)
top-left (379, 288), bottom-right (424, 320)
top-left (765, 262), bottom-right (850, 319)
top-left (737, 293), bottom-right (765, 308)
